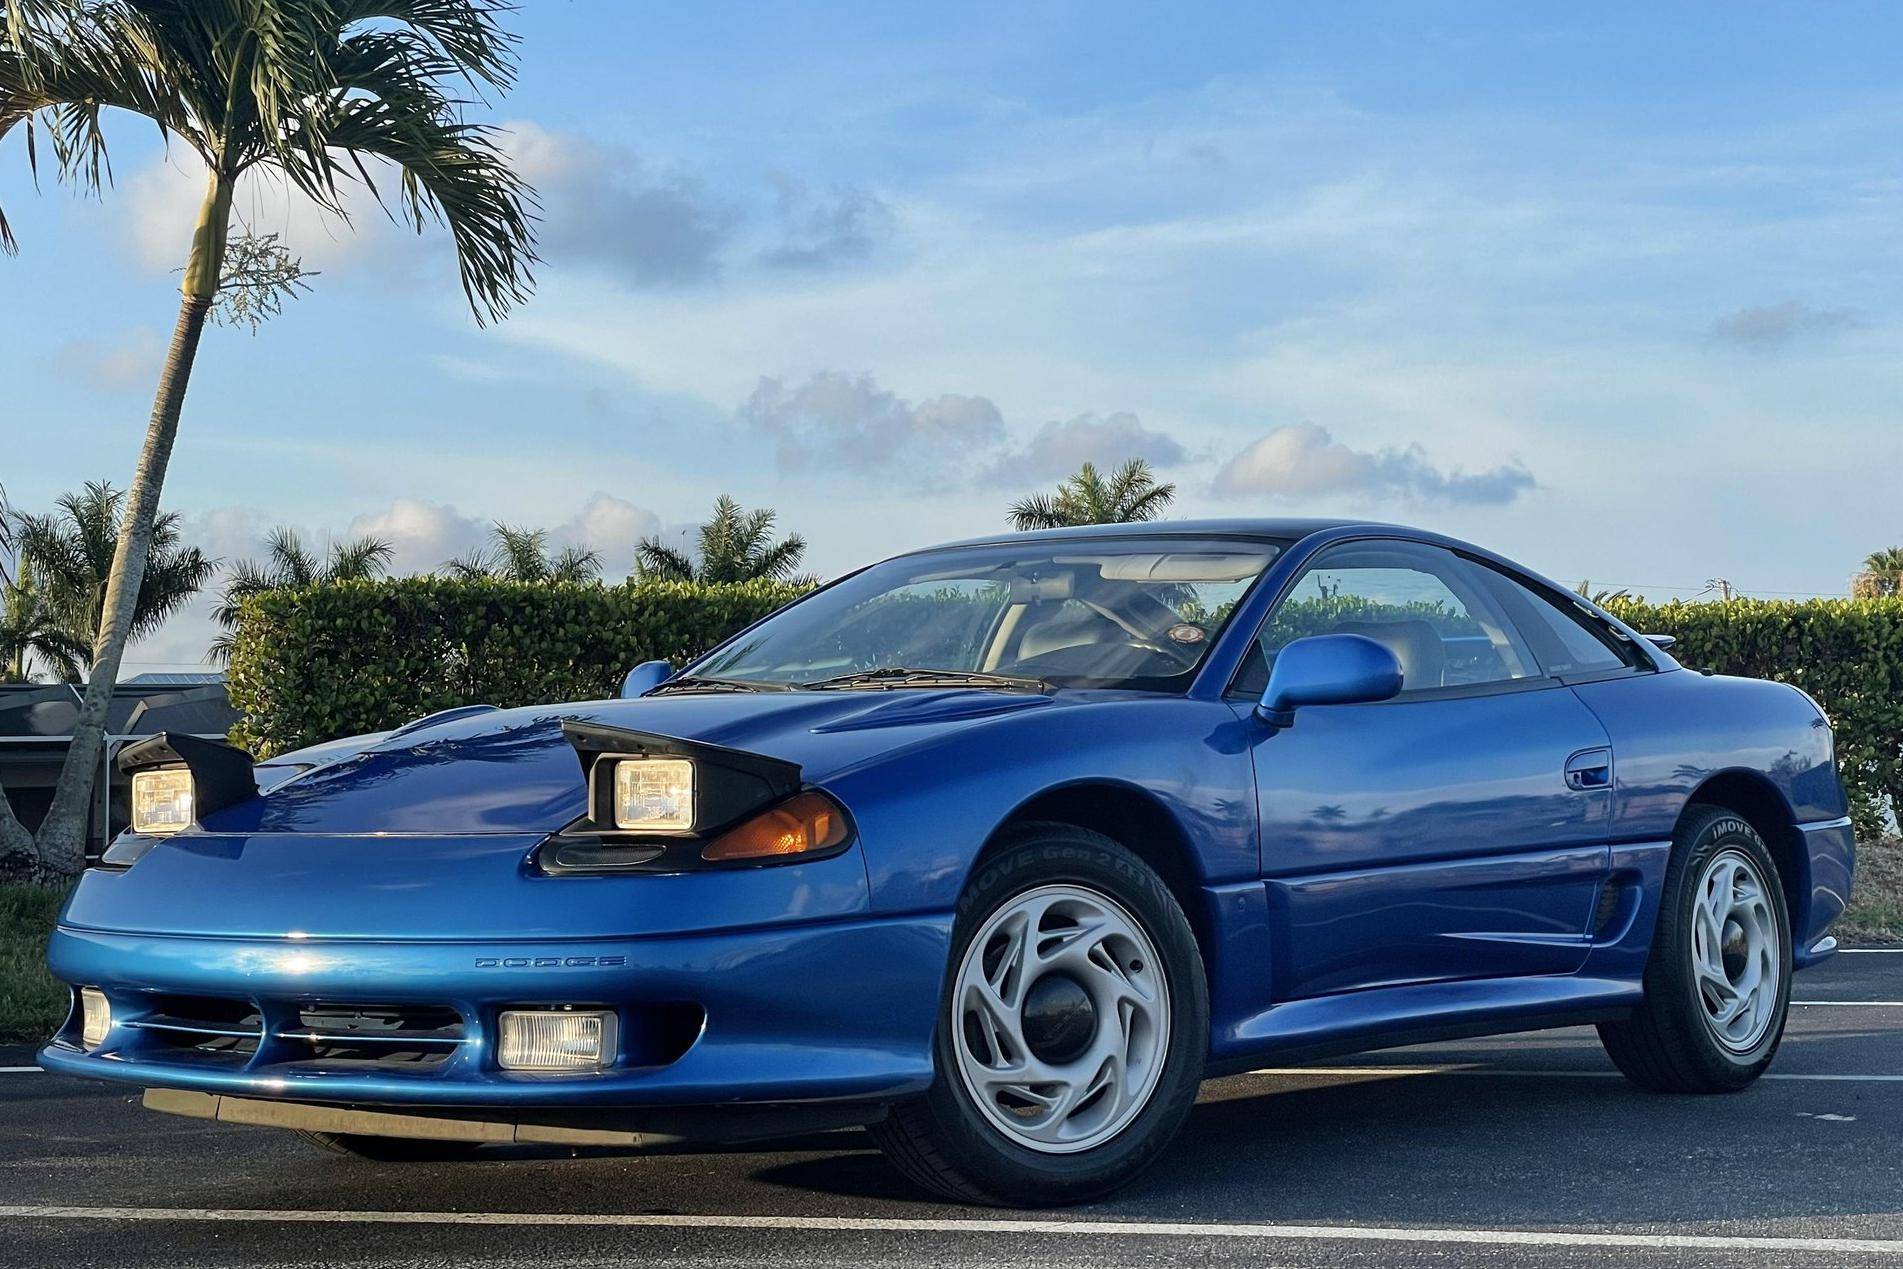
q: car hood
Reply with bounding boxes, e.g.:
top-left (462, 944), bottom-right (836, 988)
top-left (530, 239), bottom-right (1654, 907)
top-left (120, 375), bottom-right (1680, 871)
top-left (200, 688), bottom-right (1058, 836)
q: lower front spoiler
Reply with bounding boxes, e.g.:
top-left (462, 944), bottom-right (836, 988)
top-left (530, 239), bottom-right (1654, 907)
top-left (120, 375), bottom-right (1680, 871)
top-left (41, 911), bottom-right (952, 1109)
top-left (143, 1087), bottom-right (887, 1147)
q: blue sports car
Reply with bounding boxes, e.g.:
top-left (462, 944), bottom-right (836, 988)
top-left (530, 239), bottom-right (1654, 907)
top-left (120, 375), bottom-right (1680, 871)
top-left (43, 519), bottom-right (1853, 1204)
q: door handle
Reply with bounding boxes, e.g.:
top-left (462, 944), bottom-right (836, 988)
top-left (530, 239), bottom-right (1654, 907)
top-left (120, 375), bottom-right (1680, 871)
top-left (1565, 748), bottom-right (1612, 791)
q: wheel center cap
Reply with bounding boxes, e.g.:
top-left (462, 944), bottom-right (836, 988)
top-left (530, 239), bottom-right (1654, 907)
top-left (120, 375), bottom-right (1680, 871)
top-left (1721, 918), bottom-right (1749, 980)
top-left (1021, 974), bottom-right (1096, 1064)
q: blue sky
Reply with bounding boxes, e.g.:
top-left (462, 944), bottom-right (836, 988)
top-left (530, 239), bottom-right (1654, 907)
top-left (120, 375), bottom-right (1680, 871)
top-left (3, 2), bottom-right (1899, 670)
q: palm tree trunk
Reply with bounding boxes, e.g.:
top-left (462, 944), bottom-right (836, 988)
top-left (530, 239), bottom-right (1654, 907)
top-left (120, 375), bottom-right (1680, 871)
top-left (0, 789), bottom-right (33, 877)
top-left (31, 171), bottom-right (231, 876)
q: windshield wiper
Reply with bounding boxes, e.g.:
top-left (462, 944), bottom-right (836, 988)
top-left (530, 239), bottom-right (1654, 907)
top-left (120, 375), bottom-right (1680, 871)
top-left (646, 675), bottom-right (796, 696)
top-left (800, 667), bottom-right (1048, 693)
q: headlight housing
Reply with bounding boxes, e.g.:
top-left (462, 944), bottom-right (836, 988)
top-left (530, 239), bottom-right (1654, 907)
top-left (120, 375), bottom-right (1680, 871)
top-left (130, 768), bottom-right (195, 835)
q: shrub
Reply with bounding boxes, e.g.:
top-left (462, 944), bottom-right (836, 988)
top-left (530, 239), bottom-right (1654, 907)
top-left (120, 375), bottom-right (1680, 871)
top-left (224, 580), bottom-right (1903, 838)
top-left (1605, 597), bottom-right (1903, 836)
top-left (226, 578), bottom-right (806, 758)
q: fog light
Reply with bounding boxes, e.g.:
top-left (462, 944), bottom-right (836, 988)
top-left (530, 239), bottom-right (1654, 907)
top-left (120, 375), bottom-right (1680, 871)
top-left (80, 987), bottom-right (111, 1049)
top-left (497, 1009), bottom-right (615, 1071)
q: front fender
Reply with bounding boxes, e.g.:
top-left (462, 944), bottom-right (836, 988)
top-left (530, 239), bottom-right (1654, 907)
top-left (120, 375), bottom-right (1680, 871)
top-left (824, 694), bottom-right (1259, 914)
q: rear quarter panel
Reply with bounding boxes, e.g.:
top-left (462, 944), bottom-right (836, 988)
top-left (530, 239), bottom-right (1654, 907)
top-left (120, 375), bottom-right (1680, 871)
top-left (1568, 669), bottom-right (1845, 833)
top-left (1569, 667), bottom-right (1850, 954)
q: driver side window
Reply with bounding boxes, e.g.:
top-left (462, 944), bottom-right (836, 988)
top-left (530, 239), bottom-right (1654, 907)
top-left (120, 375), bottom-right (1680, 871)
top-left (1235, 541), bottom-right (1539, 697)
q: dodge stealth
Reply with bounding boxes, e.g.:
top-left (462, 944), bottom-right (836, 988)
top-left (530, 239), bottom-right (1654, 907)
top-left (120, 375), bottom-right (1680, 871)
top-left (41, 520), bottom-right (1854, 1204)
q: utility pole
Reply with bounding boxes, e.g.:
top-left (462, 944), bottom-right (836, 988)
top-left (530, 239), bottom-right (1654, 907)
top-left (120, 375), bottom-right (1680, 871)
top-left (1704, 577), bottom-right (1735, 601)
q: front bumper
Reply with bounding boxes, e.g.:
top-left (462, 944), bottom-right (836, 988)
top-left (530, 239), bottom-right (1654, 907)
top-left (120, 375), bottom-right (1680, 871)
top-left (41, 912), bottom-right (951, 1109)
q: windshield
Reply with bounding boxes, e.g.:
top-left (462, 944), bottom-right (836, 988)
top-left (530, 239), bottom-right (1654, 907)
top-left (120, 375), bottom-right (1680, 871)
top-left (689, 538), bottom-right (1283, 691)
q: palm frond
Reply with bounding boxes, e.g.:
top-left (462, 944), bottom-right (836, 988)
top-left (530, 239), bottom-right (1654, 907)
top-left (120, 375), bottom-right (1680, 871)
top-left (747, 534), bottom-right (806, 583)
top-left (633, 537), bottom-right (695, 583)
top-left (326, 534), bottom-right (392, 580)
top-left (547, 544), bottom-right (600, 584)
top-left (306, 83), bottom-right (534, 324)
top-left (1008, 492), bottom-right (1067, 532)
top-left (440, 548), bottom-right (495, 580)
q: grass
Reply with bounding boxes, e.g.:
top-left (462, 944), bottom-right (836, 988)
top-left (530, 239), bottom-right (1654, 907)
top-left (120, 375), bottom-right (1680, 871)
top-left (0, 841), bottom-right (1895, 1045)
top-left (0, 883), bottom-right (71, 1045)
top-left (1840, 836), bottom-right (1903, 945)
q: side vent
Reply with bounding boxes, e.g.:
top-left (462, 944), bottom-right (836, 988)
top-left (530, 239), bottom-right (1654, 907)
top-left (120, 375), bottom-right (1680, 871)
top-left (1592, 875), bottom-right (1637, 940)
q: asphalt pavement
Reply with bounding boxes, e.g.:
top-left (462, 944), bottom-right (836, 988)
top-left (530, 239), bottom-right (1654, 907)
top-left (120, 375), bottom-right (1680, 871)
top-left (3, 949), bottom-right (1899, 1267)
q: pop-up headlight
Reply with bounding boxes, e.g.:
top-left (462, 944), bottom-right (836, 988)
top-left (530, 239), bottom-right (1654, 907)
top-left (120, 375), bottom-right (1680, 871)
top-left (610, 757), bottom-right (695, 831)
top-left (130, 768), bottom-right (195, 835)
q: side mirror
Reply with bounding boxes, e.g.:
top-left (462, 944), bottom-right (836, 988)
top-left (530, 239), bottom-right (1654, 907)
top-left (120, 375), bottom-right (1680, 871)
top-left (1256, 634), bottom-right (1402, 729)
top-left (620, 660), bottom-right (673, 699)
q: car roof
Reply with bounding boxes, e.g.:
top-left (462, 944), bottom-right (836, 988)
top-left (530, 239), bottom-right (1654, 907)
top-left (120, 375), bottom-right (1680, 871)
top-left (916, 517), bottom-right (1410, 553)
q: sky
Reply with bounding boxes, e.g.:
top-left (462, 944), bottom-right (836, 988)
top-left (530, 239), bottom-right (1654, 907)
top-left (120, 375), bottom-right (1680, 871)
top-left (2, 1), bottom-right (1900, 672)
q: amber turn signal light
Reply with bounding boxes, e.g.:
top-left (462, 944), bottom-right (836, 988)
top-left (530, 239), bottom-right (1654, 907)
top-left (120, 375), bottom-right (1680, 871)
top-left (701, 791), bottom-right (849, 862)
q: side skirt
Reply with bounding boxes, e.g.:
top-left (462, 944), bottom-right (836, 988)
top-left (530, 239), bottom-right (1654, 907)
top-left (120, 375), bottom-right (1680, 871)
top-left (1209, 973), bottom-right (1643, 1075)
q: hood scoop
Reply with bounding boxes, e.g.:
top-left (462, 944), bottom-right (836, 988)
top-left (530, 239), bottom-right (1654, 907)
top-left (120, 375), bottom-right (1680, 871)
top-left (809, 689), bottom-right (1053, 734)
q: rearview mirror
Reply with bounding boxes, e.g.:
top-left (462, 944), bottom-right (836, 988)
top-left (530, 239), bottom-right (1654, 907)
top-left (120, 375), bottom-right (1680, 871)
top-left (1256, 634), bottom-right (1402, 729)
top-left (620, 660), bottom-right (673, 699)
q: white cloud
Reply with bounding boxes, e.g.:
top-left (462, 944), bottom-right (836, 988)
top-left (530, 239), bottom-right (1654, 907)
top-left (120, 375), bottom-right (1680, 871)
top-left (504, 121), bottom-right (734, 287)
top-left (345, 498), bottom-right (488, 575)
top-left (125, 148), bottom-right (383, 275)
top-left (993, 412), bottom-right (1188, 481)
top-left (550, 492), bottom-right (662, 577)
top-left (1212, 423), bottom-right (1536, 507)
top-left (739, 370), bottom-right (1005, 475)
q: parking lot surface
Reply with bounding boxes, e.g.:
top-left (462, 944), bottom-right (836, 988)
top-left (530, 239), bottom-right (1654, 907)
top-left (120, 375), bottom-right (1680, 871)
top-left (3, 950), bottom-right (1899, 1267)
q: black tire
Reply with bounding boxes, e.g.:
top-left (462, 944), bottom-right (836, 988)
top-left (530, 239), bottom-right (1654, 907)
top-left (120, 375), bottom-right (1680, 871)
top-left (870, 823), bottom-right (1208, 1206)
top-left (1598, 804), bottom-right (1792, 1093)
top-left (295, 1130), bottom-right (487, 1161)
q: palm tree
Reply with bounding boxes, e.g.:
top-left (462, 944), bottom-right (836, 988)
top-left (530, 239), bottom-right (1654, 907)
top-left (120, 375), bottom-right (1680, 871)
top-left (1, 1), bottom-right (535, 875)
top-left (1, 575), bottom-right (90, 682)
top-left (1854, 547), bottom-right (1903, 598)
top-left (16, 482), bottom-right (213, 658)
top-left (210, 528), bottom-right (393, 661)
top-left (635, 496), bottom-right (809, 584)
top-left (1008, 458), bottom-right (1176, 531)
top-left (444, 523), bottom-right (601, 584)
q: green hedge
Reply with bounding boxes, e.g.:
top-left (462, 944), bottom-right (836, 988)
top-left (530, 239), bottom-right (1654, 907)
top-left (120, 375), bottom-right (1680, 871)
top-left (227, 578), bottom-right (805, 758)
top-left (225, 581), bottom-right (1903, 835)
top-left (1605, 598), bottom-right (1903, 836)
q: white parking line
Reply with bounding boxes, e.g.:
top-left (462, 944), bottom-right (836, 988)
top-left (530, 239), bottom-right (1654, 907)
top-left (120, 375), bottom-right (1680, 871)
top-left (1247, 1066), bottom-right (1903, 1083)
top-left (0, 1066), bottom-right (42, 1074)
top-left (0, 1204), bottom-right (1899, 1256)
top-left (1840, 948), bottom-right (1903, 954)
top-left (1796, 1000), bottom-right (1903, 1008)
